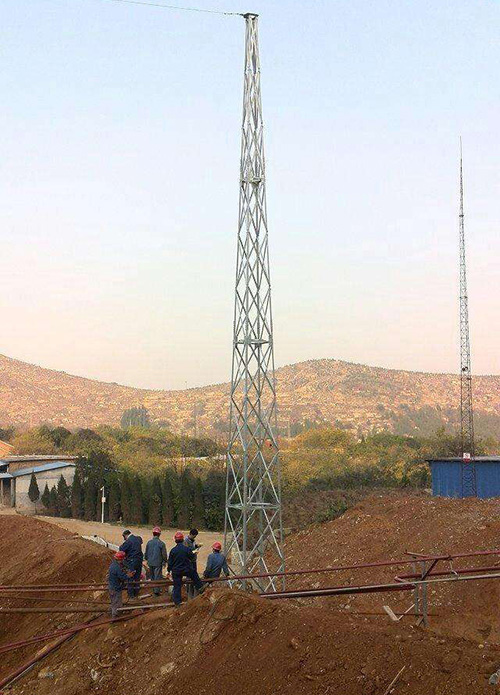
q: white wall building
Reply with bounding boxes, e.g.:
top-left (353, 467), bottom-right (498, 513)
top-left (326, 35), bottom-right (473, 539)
top-left (0, 456), bottom-right (77, 511)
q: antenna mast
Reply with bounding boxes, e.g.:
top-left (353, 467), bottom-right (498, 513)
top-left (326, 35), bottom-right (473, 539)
top-left (459, 140), bottom-right (476, 496)
top-left (224, 13), bottom-right (285, 589)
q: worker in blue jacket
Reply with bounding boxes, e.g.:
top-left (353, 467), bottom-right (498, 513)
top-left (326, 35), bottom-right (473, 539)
top-left (119, 529), bottom-right (144, 598)
top-left (203, 541), bottom-right (230, 581)
top-left (108, 551), bottom-right (134, 619)
top-left (167, 531), bottom-right (205, 606)
top-left (145, 526), bottom-right (168, 596)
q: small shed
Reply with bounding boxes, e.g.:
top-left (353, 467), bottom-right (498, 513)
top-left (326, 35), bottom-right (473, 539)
top-left (427, 457), bottom-right (500, 499)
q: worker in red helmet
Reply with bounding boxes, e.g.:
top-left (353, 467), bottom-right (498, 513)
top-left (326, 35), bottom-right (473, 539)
top-left (203, 541), bottom-right (230, 582)
top-left (145, 527), bottom-right (168, 597)
top-left (108, 550), bottom-right (134, 620)
top-left (167, 531), bottom-right (205, 606)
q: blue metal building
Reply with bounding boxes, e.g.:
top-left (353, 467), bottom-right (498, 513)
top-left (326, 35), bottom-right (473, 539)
top-left (427, 457), bottom-right (500, 499)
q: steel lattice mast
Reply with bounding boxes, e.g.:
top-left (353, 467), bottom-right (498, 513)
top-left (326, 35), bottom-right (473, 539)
top-left (458, 139), bottom-right (476, 496)
top-left (224, 13), bottom-right (284, 590)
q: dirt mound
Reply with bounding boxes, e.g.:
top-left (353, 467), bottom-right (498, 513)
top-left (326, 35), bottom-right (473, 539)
top-left (0, 514), bottom-right (113, 679)
top-left (8, 588), bottom-right (500, 695)
top-left (285, 493), bottom-right (500, 641)
top-left (3, 497), bottom-right (500, 694)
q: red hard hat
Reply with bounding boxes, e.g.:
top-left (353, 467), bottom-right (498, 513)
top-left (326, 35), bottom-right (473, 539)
top-left (212, 542), bottom-right (222, 551)
top-left (152, 526), bottom-right (161, 534)
top-left (174, 531), bottom-right (184, 542)
top-left (114, 551), bottom-right (126, 560)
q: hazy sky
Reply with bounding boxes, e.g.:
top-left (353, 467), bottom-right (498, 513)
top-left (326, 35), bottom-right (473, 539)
top-left (1, 0), bottom-right (499, 390)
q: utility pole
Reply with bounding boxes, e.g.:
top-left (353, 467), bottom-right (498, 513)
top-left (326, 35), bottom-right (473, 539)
top-left (100, 485), bottom-right (106, 524)
top-left (225, 13), bottom-right (285, 591)
top-left (458, 139), bottom-right (476, 497)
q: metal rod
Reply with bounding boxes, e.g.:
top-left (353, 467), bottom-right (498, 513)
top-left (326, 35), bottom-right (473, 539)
top-left (0, 612), bottom-right (141, 656)
top-left (260, 570), bottom-right (500, 600)
top-left (0, 549), bottom-right (499, 594)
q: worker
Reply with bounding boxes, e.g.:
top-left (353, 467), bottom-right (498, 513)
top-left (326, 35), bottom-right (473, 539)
top-left (119, 529), bottom-right (144, 598)
top-left (145, 526), bottom-right (167, 597)
top-left (183, 528), bottom-right (202, 599)
top-left (108, 550), bottom-right (134, 620)
top-left (203, 541), bottom-right (230, 582)
top-left (167, 531), bottom-right (205, 606)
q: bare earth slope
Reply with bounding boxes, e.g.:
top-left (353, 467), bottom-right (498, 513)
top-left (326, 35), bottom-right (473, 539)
top-left (3, 497), bottom-right (500, 694)
top-left (285, 493), bottom-right (500, 642)
top-left (1, 353), bottom-right (500, 434)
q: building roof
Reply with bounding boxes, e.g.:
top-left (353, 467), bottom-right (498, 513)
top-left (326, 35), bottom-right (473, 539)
top-left (427, 456), bottom-right (500, 463)
top-left (0, 455), bottom-right (77, 463)
top-left (11, 461), bottom-right (76, 478)
top-left (0, 473), bottom-right (12, 479)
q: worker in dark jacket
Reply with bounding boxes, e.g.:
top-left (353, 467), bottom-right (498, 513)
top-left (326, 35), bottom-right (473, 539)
top-left (119, 529), bottom-right (144, 598)
top-left (108, 550), bottom-right (134, 619)
top-left (167, 531), bottom-right (204, 606)
top-left (184, 528), bottom-right (202, 599)
top-left (204, 542), bottom-right (230, 581)
top-left (145, 526), bottom-right (168, 596)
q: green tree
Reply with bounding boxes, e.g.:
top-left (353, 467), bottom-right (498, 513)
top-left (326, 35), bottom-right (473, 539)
top-left (49, 486), bottom-right (59, 516)
top-left (83, 476), bottom-right (98, 521)
top-left (148, 476), bottom-right (162, 525)
top-left (28, 473), bottom-right (40, 512)
top-left (41, 483), bottom-right (51, 511)
top-left (108, 475), bottom-right (121, 522)
top-left (121, 407), bottom-right (151, 429)
top-left (162, 471), bottom-right (176, 527)
top-left (48, 426), bottom-right (72, 448)
top-left (57, 475), bottom-right (71, 518)
top-left (192, 477), bottom-right (205, 528)
top-left (130, 475), bottom-right (143, 524)
top-left (203, 469), bottom-right (225, 530)
top-left (177, 469), bottom-right (193, 528)
top-left (71, 468), bottom-right (84, 519)
top-left (120, 472), bottom-right (133, 522)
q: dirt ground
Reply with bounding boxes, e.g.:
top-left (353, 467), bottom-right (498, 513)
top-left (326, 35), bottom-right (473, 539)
top-left (2, 494), bottom-right (500, 694)
top-left (34, 515), bottom-right (221, 566)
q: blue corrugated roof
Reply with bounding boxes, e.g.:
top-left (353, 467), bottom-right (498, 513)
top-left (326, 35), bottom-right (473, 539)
top-left (427, 456), bottom-right (500, 463)
top-left (11, 461), bottom-right (76, 478)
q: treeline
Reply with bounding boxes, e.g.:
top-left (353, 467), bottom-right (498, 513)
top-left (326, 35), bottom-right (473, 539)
top-left (39, 451), bottom-right (226, 530)
top-left (282, 426), bottom-right (500, 492)
top-left (4, 424), bottom-right (222, 472)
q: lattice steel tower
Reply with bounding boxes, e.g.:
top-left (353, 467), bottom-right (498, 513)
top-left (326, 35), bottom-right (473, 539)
top-left (458, 140), bottom-right (476, 496)
top-left (225, 13), bottom-right (284, 589)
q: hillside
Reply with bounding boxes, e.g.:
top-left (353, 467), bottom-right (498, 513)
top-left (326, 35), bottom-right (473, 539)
top-left (1, 353), bottom-right (500, 436)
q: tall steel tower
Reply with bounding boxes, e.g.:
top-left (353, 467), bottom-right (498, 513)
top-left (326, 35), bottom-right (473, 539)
top-left (224, 13), bottom-right (284, 590)
top-left (458, 140), bottom-right (476, 497)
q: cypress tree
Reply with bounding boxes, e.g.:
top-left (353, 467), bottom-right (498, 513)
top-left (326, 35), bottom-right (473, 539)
top-left (83, 476), bottom-right (98, 521)
top-left (162, 471), bottom-right (176, 527)
top-left (28, 473), bottom-right (40, 512)
top-left (130, 475), bottom-right (143, 525)
top-left (203, 470), bottom-right (225, 530)
top-left (49, 486), bottom-right (59, 516)
top-left (192, 477), bottom-right (205, 528)
top-left (148, 476), bottom-right (162, 525)
top-left (108, 475), bottom-right (121, 522)
top-left (120, 472), bottom-right (133, 522)
top-left (57, 475), bottom-right (71, 518)
top-left (177, 469), bottom-right (193, 529)
top-left (71, 468), bottom-right (84, 519)
top-left (41, 483), bottom-right (51, 511)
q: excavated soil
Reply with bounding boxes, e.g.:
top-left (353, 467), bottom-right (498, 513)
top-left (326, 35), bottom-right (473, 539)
top-left (2, 495), bottom-right (500, 694)
top-left (285, 493), bottom-right (500, 642)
